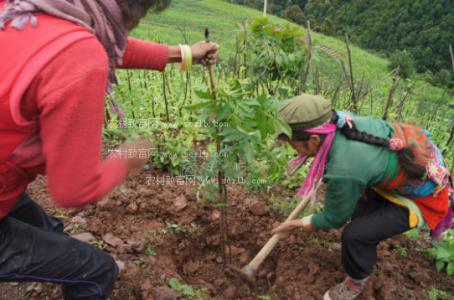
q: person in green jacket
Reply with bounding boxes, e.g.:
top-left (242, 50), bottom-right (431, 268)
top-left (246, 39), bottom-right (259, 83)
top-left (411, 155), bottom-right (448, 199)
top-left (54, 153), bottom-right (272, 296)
top-left (272, 94), bottom-right (452, 300)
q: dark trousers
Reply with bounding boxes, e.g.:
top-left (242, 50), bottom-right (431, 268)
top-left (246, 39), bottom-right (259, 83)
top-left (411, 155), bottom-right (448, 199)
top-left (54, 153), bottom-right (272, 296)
top-left (0, 193), bottom-right (118, 300)
top-left (341, 188), bottom-right (412, 280)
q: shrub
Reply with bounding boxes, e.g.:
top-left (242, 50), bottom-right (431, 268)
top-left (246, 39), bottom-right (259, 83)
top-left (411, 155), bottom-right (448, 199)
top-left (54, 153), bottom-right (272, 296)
top-left (283, 5), bottom-right (306, 25)
top-left (388, 50), bottom-right (416, 78)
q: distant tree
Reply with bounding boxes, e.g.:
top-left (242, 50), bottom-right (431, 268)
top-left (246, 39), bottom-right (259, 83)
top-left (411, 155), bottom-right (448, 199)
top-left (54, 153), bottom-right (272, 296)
top-left (291, 0), bottom-right (308, 8)
top-left (283, 4), bottom-right (305, 25)
top-left (303, 0), bottom-right (454, 76)
top-left (420, 70), bottom-right (435, 84)
top-left (434, 69), bottom-right (453, 88)
top-left (388, 50), bottom-right (416, 78)
top-left (306, 14), bottom-right (317, 29)
top-left (231, 0), bottom-right (454, 78)
top-left (320, 16), bottom-right (335, 35)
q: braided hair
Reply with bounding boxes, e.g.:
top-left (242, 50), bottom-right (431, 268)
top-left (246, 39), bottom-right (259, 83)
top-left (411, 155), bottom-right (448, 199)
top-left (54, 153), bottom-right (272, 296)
top-left (281, 111), bottom-right (427, 180)
top-left (332, 112), bottom-right (427, 180)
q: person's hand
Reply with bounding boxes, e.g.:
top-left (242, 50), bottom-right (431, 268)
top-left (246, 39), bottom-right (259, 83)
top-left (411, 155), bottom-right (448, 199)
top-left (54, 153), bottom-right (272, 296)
top-left (272, 220), bottom-right (304, 239)
top-left (117, 137), bottom-right (152, 173)
top-left (191, 41), bottom-right (219, 65)
top-left (272, 215), bottom-right (313, 238)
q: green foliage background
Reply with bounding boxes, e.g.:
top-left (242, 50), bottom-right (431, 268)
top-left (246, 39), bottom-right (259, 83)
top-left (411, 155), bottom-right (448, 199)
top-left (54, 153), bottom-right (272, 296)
top-left (230, 0), bottom-right (454, 87)
top-left (124, 0), bottom-right (453, 161)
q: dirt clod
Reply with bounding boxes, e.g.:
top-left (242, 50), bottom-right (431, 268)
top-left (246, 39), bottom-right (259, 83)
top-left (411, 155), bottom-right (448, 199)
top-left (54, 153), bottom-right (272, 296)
top-left (247, 198), bottom-right (269, 216)
top-left (224, 285), bottom-right (237, 298)
top-left (152, 286), bottom-right (182, 300)
top-left (72, 232), bottom-right (96, 243)
top-left (103, 233), bottom-right (123, 247)
top-left (183, 260), bottom-right (200, 274)
top-left (127, 202), bottom-right (138, 213)
top-left (173, 195), bottom-right (188, 212)
top-left (115, 260), bottom-right (125, 272)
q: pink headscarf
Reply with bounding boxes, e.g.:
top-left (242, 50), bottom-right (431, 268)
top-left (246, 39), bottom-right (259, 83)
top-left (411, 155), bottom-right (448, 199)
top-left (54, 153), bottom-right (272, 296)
top-left (288, 112), bottom-right (352, 203)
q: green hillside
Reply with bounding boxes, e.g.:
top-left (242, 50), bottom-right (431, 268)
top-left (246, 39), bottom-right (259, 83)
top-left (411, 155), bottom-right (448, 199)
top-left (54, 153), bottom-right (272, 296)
top-left (132, 0), bottom-right (389, 82)
top-left (126, 0), bottom-right (452, 154)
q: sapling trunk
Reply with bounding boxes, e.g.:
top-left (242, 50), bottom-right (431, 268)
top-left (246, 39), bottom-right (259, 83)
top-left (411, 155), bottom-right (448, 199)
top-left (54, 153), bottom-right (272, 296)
top-left (299, 20), bottom-right (312, 94)
top-left (242, 21), bottom-right (248, 79)
top-left (141, 71), bottom-right (146, 91)
top-left (356, 72), bottom-right (366, 100)
top-left (151, 97), bottom-right (156, 119)
top-left (426, 106), bottom-right (440, 129)
top-left (180, 71), bottom-right (191, 118)
top-left (104, 107), bottom-right (111, 129)
top-left (205, 28), bottom-right (230, 266)
top-left (331, 75), bottom-right (344, 107)
top-left (445, 118), bottom-right (454, 151)
top-left (274, 77), bottom-right (281, 94)
top-left (339, 61), bottom-right (353, 110)
top-left (165, 69), bottom-right (173, 98)
top-left (178, 27), bottom-right (192, 118)
top-left (234, 35), bottom-right (240, 76)
top-left (162, 72), bottom-right (170, 122)
top-left (397, 85), bottom-right (411, 122)
top-left (449, 45), bottom-right (454, 74)
top-left (344, 34), bottom-right (357, 113)
top-left (126, 70), bottom-right (132, 93)
top-left (382, 66), bottom-right (400, 120)
top-left (314, 67), bottom-right (321, 94)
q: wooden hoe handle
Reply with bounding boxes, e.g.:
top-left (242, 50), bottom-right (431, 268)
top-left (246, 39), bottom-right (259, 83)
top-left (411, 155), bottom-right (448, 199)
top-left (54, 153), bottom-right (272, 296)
top-left (247, 195), bottom-right (311, 271)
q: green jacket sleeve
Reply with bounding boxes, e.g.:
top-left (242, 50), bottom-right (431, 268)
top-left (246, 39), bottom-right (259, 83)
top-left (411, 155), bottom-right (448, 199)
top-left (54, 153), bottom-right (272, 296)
top-left (311, 175), bottom-right (366, 229)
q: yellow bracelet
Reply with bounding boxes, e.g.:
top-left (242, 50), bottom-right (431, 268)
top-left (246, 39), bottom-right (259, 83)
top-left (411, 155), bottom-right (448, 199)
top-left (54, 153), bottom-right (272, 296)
top-left (179, 44), bottom-right (192, 71)
top-left (178, 44), bottom-right (184, 70)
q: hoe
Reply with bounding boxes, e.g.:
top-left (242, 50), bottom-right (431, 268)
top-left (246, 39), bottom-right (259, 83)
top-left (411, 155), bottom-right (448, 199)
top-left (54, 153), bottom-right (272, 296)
top-left (229, 194), bottom-right (311, 286)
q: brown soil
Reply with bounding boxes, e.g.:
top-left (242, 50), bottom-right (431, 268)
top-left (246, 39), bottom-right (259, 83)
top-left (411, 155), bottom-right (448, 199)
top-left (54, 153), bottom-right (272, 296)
top-left (1, 169), bottom-right (453, 300)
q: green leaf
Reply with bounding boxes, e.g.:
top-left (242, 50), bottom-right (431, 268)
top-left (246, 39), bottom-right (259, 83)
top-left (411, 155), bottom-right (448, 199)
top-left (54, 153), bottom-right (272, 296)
top-left (184, 101), bottom-right (212, 111)
top-left (168, 278), bottom-right (195, 297)
top-left (436, 260), bottom-right (445, 271)
top-left (217, 104), bottom-right (231, 121)
top-left (447, 262), bottom-right (454, 276)
top-left (203, 183), bottom-right (219, 203)
top-left (168, 278), bottom-right (179, 289)
top-left (236, 125), bottom-right (257, 136)
top-left (194, 90), bottom-right (214, 100)
top-left (404, 229), bottom-right (420, 239)
top-left (275, 118), bottom-right (292, 137)
top-left (436, 245), bottom-right (451, 260)
top-left (244, 98), bottom-right (260, 106)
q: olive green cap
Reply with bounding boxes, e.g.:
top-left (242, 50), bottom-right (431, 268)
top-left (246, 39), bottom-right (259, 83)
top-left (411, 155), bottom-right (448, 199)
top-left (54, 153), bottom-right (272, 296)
top-left (278, 94), bottom-right (332, 134)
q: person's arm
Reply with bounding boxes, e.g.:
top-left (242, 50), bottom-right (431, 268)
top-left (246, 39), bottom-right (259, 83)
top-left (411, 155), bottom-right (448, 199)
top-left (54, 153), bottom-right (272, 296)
top-left (311, 175), bottom-right (366, 229)
top-left (311, 133), bottom-right (389, 230)
top-left (118, 37), bottom-right (170, 70)
top-left (36, 38), bottom-right (132, 207)
top-left (118, 37), bottom-right (219, 70)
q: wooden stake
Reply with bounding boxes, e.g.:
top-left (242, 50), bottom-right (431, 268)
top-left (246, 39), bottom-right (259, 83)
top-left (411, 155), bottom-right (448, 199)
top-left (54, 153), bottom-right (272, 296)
top-left (382, 66), bottom-right (400, 120)
top-left (445, 117), bottom-right (454, 151)
top-left (205, 28), bottom-right (216, 96)
top-left (162, 72), bottom-right (170, 122)
top-left (205, 27), bottom-right (230, 265)
top-left (344, 34), bottom-right (357, 112)
top-left (396, 84), bottom-right (411, 122)
top-left (449, 44), bottom-right (454, 74)
top-left (299, 20), bottom-right (312, 93)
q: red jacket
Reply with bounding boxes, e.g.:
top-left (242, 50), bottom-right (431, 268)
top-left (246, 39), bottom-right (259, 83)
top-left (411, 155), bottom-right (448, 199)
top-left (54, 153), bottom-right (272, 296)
top-left (0, 0), bottom-right (169, 218)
